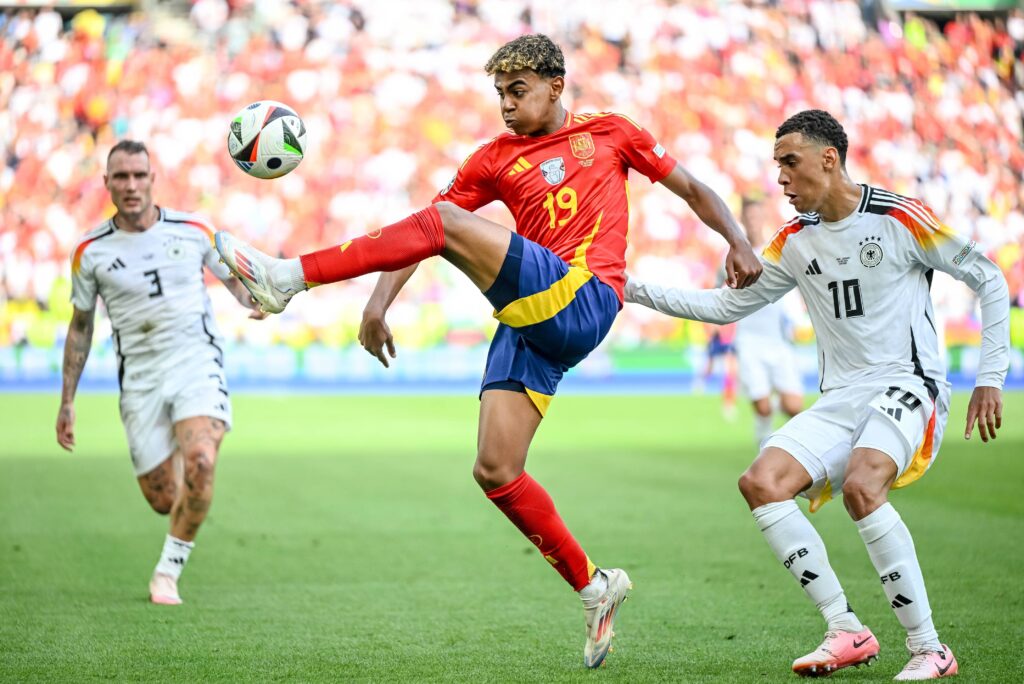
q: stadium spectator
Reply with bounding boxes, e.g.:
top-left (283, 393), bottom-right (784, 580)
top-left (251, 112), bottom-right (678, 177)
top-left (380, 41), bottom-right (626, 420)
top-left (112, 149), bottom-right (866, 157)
top-left (1, 1), bottom-right (1020, 379)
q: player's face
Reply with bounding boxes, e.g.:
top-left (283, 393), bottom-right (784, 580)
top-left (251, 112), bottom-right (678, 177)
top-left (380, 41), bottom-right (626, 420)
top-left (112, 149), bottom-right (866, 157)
top-left (774, 132), bottom-right (838, 215)
top-left (493, 70), bottom-right (563, 136)
top-left (105, 151), bottom-right (155, 219)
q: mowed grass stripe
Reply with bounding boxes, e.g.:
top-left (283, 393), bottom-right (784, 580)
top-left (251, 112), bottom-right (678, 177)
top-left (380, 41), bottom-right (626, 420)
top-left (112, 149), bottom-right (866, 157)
top-left (1, 393), bottom-right (1021, 682)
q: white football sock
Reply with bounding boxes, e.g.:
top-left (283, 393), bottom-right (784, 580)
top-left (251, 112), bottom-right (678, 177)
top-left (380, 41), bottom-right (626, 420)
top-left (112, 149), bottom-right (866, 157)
top-left (855, 503), bottom-right (940, 652)
top-left (753, 500), bottom-right (864, 632)
top-left (274, 257), bottom-right (308, 292)
top-left (579, 569), bottom-right (608, 599)
top-left (154, 534), bottom-right (194, 580)
top-left (754, 413), bottom-right (774, 447)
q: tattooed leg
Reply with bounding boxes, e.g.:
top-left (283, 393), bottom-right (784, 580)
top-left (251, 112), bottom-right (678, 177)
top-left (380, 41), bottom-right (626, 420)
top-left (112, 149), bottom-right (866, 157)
top-left (137, 453), bottom-right (179, 515)
top-left (170, 416), bottom-right (225, 542)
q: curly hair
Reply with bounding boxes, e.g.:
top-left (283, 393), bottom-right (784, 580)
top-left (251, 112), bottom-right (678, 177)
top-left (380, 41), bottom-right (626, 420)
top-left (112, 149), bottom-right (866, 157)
top-left (484, 34), bottom-right (565, 79)
top-left (776, 110), bottom-right (848, 165)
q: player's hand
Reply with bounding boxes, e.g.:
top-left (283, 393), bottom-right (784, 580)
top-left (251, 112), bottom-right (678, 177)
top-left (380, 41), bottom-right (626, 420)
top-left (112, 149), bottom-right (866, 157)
top-left (56, 402), bottom-right (76, 452)
top-left (359, 310), bottom-right (396, 368)
top-left (248, 307), bottom-right (269, 320)
top-left (724, 241), bottom-right (762, 289)
top-left (965, 386), bottom-right (1002, 442)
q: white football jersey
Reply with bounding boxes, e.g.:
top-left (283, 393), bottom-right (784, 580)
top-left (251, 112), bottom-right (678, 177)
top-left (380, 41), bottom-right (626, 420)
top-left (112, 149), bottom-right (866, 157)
top-left (735, 298), bottom-right (791, 347)
top-left (627, 185), bottom-right (1010, 399)
top-left (70, 208), bottom-right (233, 384)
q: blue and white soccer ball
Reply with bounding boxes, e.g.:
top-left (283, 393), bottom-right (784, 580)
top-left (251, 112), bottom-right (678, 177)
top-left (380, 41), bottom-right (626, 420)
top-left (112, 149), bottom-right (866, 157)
top-left (227, 100), bottom-right (307, 180)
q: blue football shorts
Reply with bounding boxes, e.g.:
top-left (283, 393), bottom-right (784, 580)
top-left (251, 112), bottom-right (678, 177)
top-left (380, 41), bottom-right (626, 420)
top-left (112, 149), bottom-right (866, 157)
top-left (480, 232), bottom-right (620, 416)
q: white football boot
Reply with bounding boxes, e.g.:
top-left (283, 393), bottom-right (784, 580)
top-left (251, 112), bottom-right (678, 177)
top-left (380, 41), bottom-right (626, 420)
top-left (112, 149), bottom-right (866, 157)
top-left (214, 232), bottom-right (301, 314)
top-left (581, 568), bottom-right (632, 668)
top-left (894, 643), bottom-right (958, 680)
top-left (149, 572), bottom-right (182, 606)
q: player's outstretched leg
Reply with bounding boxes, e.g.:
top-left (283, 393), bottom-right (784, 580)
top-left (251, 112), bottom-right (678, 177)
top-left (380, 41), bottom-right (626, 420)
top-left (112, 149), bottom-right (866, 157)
top-left (215, 205), bottom-right (446, 313)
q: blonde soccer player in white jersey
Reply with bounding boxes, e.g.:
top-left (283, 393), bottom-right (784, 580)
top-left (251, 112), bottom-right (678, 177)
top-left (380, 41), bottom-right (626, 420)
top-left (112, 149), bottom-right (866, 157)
top-left (56, 141), bottom-right (266, 605)
top-left (627, 110), bottom-right (1008, 680)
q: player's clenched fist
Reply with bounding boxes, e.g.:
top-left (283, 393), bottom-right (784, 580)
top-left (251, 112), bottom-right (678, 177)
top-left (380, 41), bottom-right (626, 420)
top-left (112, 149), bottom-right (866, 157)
top-left (726, 241), bottom-right (763, 289)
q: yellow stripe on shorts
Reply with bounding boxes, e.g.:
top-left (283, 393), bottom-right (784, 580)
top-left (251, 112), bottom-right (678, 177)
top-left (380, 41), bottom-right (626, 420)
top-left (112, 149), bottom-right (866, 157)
top-left (493, 267), bottom-right (593, 328)
top-left (525, 388), bottom-right (553, 417)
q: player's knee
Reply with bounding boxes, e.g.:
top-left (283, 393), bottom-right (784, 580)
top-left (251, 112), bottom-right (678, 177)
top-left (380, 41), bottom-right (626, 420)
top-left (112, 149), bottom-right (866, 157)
top-left (738, 464), bottom-right (794, 508)
top-left (183, 448), bottom-right (216, 495)
top-left (148, 494), bottom-right (174, 515)
top-left (141, 478), bottom-right (176, 514)
top-left (472, 459), bottom-right (520, 492)
top-left (433, 201), bottom-right (466, 230)
top-left (738, 467), bottom-right (768, 506)
top-left (841, 476), bottom-right (886, 518)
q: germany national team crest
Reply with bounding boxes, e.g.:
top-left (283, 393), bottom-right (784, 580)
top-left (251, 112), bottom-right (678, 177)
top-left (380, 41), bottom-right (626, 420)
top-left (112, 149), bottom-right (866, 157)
top-left (540, 157), bottom-right (565, 185)
top-left (165, 237), bottom-right (185, 260)
top-left (859, 237), bottom-right (883, 267)
top-left (569, 132), bottom-right (595, 167)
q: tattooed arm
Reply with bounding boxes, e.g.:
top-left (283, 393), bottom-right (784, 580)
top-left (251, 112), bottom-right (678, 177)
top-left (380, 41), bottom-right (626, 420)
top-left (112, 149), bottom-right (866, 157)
top-left (56, 306), bottom-right (96, 451)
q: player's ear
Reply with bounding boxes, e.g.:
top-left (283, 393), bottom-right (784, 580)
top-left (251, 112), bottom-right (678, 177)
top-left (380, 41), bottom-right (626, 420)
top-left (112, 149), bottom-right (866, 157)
top-left (822, 146), bottom-right (838, 171)
top-left (548, 75), bottom-right (564, 101)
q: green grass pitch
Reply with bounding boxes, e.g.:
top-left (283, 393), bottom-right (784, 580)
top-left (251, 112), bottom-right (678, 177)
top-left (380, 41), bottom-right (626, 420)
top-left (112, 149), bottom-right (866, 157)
top-left (1, 392), bottom-right (1022, 682)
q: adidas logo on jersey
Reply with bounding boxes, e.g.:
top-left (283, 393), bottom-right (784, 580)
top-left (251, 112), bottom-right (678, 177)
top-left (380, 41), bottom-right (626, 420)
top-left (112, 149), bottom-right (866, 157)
top-left (804, 258), bottom-right (822, 275)
top-left (107, 258), bottom-right (127, 271)
top-left (507, 156), bottom-right (533, 176)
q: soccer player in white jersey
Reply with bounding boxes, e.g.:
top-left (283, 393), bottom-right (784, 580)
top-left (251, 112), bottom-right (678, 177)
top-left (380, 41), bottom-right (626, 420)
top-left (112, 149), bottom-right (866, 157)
top-left (626, 111), bottom-right (1008, 680)
top-left (736, 196), bottom-right (804, 447)
top-left (56, 141), bottom-right (265, 605)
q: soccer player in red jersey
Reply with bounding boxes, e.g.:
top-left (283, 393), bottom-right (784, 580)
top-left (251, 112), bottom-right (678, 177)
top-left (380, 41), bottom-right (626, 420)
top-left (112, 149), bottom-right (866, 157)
top-left (215, 34), bottom-right (761, 667)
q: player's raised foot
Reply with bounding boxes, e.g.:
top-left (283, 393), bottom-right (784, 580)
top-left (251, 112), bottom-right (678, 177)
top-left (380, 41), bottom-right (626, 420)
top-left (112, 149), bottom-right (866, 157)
top-left (894, 644), bottom-right (957, 680)
top-left (214, 232), bottom-right (300, 314)
top-left (792, 627), bottom-right (879, 677)
top-left (581, 568), bottom-right (632, 668)
top-left (149, 572), bottom-right (182, 605)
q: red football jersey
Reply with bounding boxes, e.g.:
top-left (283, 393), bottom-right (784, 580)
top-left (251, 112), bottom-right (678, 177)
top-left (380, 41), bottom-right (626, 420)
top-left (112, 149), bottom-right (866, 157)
top-left (433, 112), bottom-right (677, 301)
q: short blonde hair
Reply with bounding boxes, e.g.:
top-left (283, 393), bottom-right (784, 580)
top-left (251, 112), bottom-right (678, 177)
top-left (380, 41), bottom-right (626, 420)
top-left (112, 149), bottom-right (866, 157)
top-left (485, 34), bottom-right (565, 79)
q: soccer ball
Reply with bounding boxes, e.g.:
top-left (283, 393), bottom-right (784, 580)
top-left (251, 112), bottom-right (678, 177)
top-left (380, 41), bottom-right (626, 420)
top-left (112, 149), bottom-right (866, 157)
top-left (227, 100), bottom-right (307, 179)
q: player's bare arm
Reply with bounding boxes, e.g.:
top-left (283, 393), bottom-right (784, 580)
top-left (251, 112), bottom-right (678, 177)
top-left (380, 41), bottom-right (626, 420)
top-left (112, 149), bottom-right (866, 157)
top-left (658, 164), bottom-right (762, 288)
top-left (56, 306), bottom-right (96, 451)
top-left (359, 264), bottom-right (420, 367)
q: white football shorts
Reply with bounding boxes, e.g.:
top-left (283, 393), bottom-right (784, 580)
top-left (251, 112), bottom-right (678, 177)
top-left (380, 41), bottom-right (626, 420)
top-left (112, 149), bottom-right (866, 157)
top-left (736, 339), bottom-right (803, 400)
top-left (118, 345), bottom-right (232, 476)
top-left (764, 380), bottom-right (948, 511)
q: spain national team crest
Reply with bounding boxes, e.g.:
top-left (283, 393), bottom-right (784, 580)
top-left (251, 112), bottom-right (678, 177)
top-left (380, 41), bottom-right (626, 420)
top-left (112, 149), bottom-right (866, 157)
top-left (540, 157), bottom-right (565, 185)
top-left (569, 132), bottom-right (595, 167)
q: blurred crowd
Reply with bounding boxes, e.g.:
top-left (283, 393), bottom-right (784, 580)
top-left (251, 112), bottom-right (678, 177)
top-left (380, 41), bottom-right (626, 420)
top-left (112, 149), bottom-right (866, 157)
top-left (1, 0), bottom-right (1022, 362)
